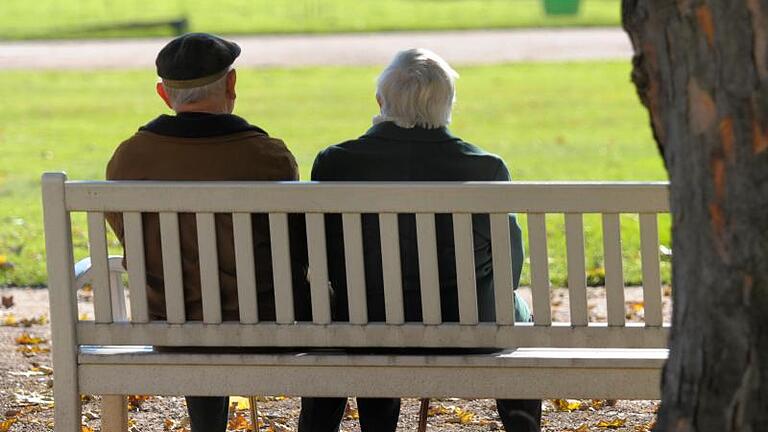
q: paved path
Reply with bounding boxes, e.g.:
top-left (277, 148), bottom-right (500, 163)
top-left (0, 28), bottom-right (632, 70)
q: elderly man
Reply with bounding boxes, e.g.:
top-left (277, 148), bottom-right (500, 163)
top-left (105, 33), bottom-right (307, 432)
top-left (299, 49), bottom-right (540, 432)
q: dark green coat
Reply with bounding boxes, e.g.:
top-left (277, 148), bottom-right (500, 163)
top-left (311, 122), bottom-right (524, 322)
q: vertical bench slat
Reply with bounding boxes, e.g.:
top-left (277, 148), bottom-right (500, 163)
top-left (602, 213), bottom-right (625, 326)
top-left (527, 213), bottom-right (552, 326)
top-left (233, 213), bottom-right (258, 324)
top-left (640, 213), bottom-right (663, 327)
top-left (123, 212), bottom-right (149, 323)
top-left (490, 214), bottom-right (515, 325)
top-left (196, 213), bottom-right (222, 324)
top-left (416, 213), bottom-right (441, 325)
top-left (159, 212), bottom-right (185, 324)
top-left (87, 212), bottom-right (113, 323)
top-left (343, 213), bottom-right (368, 324)
top-left (565, 213), bottom-right (588, 326)
top-left (379, 213), bottom-right (405, 324)
top-left (306, 213), bottom-right (332, 324)
top-left (109, 266), bottom-right (128, 322)
top-left (453, 213), bottom-right (478, 325)
top-left (269, 213), bottom-right (295, 324)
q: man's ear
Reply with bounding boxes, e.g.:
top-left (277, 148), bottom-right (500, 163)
top-left (226, 69), bottom-right (237, 99)
top-left (156, 82), bottom-right (173, 109)
top-left (376, 93), bottom-right (383, 108)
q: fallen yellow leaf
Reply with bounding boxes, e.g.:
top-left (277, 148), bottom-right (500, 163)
top-left (552, 399), bottom-right (583, 412)
top-left (227, 412), bottom-right (252, 431)
top-left (229, 396), bottom-right (251, 410)
top-left (81, 426), bottom-right (95, 432)
top-left (0, 418), bottom-right (17, 432)
top-left (2, 314), bottom-right (17, 326)
top-left (15, 333), bottom-right (46, 345)
top-left (344, 405), bottom-right (359, 420)
top-left (597, 418), bottom-right (626, 428)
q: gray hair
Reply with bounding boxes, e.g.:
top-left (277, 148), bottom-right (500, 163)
top-left (375, 48), bottom-right (459, 129)
top-left (162, 68), bottom-right (231, 110)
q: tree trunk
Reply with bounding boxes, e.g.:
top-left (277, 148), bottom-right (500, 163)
top-left (622, 1), bottom-right (768, 430)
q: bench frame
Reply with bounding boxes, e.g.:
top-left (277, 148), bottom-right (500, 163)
top-left (42, 172), bottom-right (671, 432)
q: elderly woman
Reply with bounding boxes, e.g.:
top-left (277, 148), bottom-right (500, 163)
top-left (299, 49), bottom-right (540, 432)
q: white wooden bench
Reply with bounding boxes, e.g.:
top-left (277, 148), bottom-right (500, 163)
top-left (42, 172), bottom-right (671, 432)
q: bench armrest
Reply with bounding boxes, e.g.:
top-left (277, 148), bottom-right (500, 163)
top-left (74, 256), bottom-right (129, 321)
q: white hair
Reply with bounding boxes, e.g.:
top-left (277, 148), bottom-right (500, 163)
top-left (374, 48), bottom-right (459, 129)
top-left (162, 68), bottom-right (231, 110)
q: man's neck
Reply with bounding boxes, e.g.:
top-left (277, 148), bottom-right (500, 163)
top-left (174, 100), bottom-right (230, 114)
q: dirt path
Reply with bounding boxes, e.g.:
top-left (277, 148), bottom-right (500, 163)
top-left (0, 28), bottom-right (631, 70)
top-left (0, 286), bottom-right (665, 431)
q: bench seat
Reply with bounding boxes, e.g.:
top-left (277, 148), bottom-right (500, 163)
top-left (78, 346), bottom-right (666, 400)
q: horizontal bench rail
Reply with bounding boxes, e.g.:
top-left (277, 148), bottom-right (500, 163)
top-left (64, 181), bottom-right (670, 213)
top-left (76, 322), bottom-right (670, 349)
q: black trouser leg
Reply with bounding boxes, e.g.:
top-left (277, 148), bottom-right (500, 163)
top-left (298, 397), bottom-right (347, 432)
top-left (496, 399), bottom-right (542, 432)
top-left (357, 398), bottom-right (401, 432)
top-left (185, 396), bottom-right (229, 432)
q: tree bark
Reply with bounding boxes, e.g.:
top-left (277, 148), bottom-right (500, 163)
top-left (622, 1), bottom-right (768, 430)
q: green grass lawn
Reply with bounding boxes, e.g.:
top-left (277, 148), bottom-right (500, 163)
top-left (1, 0), bottom-right (621, 40)
top-left (0, 61), bottom-right (669, 288)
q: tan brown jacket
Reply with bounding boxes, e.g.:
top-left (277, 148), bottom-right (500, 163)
top-left (105, 113), bottom-right (308, 321)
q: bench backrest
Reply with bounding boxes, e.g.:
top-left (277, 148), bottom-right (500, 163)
top-left (42, 172), bottom-right (670, 350)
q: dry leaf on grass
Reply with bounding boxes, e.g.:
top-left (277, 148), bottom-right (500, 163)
top-left (0, 256), bottom-right (14, 271)
top-left (1, 295), bottom-right (14, 309)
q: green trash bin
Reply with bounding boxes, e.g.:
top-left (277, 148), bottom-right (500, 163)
top-left (543, 0), bottom-right (581, 15)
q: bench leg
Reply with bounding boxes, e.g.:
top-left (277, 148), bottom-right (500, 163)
top-left (54, 391), bottom-right (82, 432)
top-left (417, 398), bottom-right (430, 432)
top-left (102, 395), bottom-right (128, 432)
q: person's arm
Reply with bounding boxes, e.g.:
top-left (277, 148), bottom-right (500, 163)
top-left (494, 161), bottom-right (524, 289)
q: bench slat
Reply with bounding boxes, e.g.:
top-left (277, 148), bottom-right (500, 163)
top-left (196, 213), bottom-right (222, 324)
top-left (87, 212), bottom-right (113, 323)
top-left (565, 213), bottom-right (588, 326)
top-left (159, 212), bottom-right (185, 324)
top-left (233, 213), bottom-right (259, 324)
top-left (269, 213), bottom-right (295, 324)
top-left (528, 213), bottom-right (551, 326)
top-left (379, 214), bottom-right (404, 325)
top-left (343, 213), bottom-right (368, 324)
top-left (416, 214), bottom-right (441, 325)
top-left (453, 213), bottom-right (478, 325)
top-left (123, 212), bottom-right (149, 323)
top-left (307, 214), bottom-right (332, 324)
top-left (490, 214), bottom-right (515, 325)
top-left (640, 213), bottom-right (663, 327)
top-left (602, 213), bottom-right (625, 326)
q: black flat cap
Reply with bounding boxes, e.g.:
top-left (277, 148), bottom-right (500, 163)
top-left (156, 33), bottom-right (241, 89)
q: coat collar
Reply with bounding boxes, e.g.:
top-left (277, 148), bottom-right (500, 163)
top-left (363, 121), bottom-right (457, 143)
top-left (140, 112), bottom-right (268, 138)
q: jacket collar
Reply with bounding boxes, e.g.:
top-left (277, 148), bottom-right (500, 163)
top-left (140, 112), bottom-right (268, 138)
top-left (363, 121), bottom-right (457, 143)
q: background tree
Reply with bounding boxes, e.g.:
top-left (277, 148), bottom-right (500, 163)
top-left (622, 0), bottom-right (768, 430)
